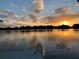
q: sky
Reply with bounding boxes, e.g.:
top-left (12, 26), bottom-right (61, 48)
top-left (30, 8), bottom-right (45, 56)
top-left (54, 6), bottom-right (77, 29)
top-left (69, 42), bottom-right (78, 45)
top-left (0, 0), bottom-right (78, 16)
top-left (0, 0), bottom-right (79, 27)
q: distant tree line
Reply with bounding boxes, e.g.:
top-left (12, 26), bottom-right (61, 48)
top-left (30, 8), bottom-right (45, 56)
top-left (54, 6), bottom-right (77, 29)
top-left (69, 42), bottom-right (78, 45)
top-left (0, 24), bottom-right (79, 30)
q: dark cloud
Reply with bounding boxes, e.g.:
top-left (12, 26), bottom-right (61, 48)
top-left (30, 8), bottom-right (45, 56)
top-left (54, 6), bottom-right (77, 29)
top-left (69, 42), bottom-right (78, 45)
top-left (0, 20), bottom-right (3, 23)
top-left (55, 7), bottom-right (71, 15)
top-left (77, 0), bottom-right (79, 2)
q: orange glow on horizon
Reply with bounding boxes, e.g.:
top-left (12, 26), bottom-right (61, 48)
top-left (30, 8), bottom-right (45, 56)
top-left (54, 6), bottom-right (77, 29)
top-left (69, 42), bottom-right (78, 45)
top-left (15, 14), bottom-right (79, 26)
top-left (49, 15), bottom-right (79, 26)
top-left (59, 21), bottom-right (70, 25)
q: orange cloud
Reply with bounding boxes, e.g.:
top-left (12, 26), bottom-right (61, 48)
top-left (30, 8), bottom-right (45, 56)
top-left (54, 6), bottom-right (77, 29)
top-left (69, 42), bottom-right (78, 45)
top-left (47, 14), bottom-right (79, 26)
top-left (14, 13), bottom-right (79, 26)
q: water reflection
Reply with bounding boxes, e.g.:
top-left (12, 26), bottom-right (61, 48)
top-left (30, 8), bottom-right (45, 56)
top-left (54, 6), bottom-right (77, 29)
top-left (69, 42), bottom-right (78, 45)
top-left (56, 40), bottom-right (70, 49)
top-left (0, 29), bottom-right (79, 59)
top-left (33, 43), bottom-right (45, 56)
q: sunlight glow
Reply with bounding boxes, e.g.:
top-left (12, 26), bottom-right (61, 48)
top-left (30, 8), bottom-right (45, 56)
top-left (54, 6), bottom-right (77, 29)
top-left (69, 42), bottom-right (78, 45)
top-left (60, 21), bottom-right (70, 25)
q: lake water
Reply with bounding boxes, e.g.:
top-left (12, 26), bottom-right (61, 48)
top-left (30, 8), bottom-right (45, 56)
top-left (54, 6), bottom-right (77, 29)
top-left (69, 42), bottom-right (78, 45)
top-left (0, 29), bottom-right (79, 59)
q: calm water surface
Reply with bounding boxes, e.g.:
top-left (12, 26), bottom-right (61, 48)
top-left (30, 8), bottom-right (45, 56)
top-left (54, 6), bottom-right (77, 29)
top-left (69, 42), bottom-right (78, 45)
top-left (0, 29), bottom-right (79, 59)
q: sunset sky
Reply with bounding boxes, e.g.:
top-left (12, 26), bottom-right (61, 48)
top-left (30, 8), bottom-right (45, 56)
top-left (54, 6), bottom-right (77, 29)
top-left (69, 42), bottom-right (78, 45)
top-left (0, 0), bottom-right (79, 27)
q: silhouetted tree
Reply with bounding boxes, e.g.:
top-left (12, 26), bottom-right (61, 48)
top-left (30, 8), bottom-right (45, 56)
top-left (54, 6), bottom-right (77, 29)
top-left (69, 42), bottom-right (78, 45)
top-left (57, 25), bottom-right (70, 29)
top-left (73, 24), bottom-right (79, 29)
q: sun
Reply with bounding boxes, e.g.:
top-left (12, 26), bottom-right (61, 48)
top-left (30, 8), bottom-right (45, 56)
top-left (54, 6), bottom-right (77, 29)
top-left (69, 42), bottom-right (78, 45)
top-left (60, 21), bottom-right (70, 25)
